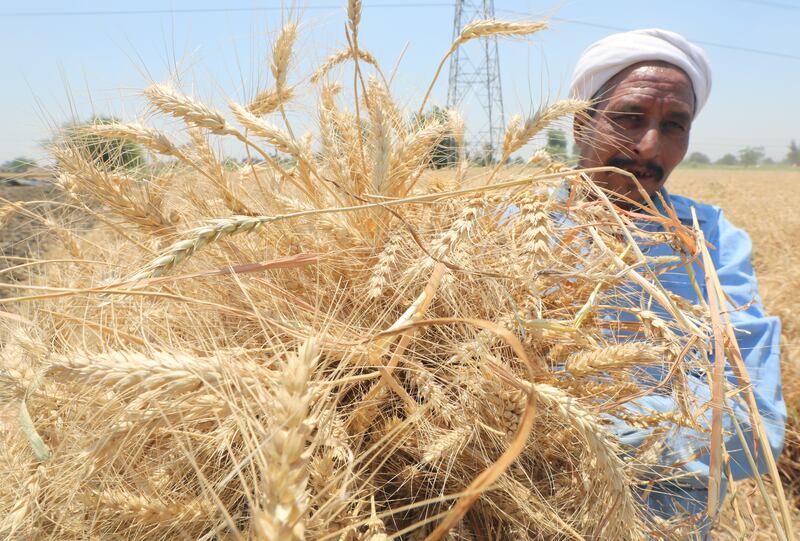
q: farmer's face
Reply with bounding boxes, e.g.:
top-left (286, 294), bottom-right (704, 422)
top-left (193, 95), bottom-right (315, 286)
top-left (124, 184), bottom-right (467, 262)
top-left (574, 62), bottom-right (695, 205)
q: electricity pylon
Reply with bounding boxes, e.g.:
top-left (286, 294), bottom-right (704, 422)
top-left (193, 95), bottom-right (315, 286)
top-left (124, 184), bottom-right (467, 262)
top-left (446, 0), bottom-right (505, 163)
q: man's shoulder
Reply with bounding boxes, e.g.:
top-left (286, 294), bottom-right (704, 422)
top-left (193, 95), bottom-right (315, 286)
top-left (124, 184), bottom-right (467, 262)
top-left (663, 190), bottom-right (722, 226)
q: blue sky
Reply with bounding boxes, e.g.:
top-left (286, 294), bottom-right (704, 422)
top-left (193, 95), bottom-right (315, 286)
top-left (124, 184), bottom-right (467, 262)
top-left (1, 0), bottom-right (798, 165)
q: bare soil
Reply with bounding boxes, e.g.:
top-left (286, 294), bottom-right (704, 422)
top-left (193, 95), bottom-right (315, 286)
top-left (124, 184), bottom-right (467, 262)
top-left (0, 181), bottom-right (64, 299)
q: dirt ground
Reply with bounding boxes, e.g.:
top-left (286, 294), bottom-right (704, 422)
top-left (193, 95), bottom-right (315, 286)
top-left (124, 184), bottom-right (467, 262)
top-left (0, 181), bottom-right (59, 299)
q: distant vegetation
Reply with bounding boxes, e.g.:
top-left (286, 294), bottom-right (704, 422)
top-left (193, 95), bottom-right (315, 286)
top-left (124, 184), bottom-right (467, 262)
top-left (544, 129), bottom-right (568, 161)
top-left (416, 106), bottom-right (459, 169)
top-left (61, 116), bottom-right (145, 170)
top-left (684, 140), bottom-right (799, 168)
top-left (0, 157), bottom-right (37, 172)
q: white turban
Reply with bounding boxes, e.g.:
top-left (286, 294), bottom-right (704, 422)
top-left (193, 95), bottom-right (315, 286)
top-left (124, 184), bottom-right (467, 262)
top-left (569, 28), bottom-right (712, 116)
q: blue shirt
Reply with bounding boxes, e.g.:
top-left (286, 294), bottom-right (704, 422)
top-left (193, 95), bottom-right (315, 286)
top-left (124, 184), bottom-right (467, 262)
top-left (599, 188), bottom-right (786, 535)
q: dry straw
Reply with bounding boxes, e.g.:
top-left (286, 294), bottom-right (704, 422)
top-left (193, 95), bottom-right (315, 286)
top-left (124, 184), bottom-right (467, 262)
top-left (0, 5), bottom-right (793, 541)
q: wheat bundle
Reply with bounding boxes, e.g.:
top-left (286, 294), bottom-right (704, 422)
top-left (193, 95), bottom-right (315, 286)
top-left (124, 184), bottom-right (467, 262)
top-left (0, 7), bottom-right (780, 541)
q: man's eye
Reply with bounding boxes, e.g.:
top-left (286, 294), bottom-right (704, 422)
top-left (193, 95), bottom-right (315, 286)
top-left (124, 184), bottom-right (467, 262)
top-left (663, 121), bottom-right (687, 132)
top-left (611, 114), bottom-right (640, 126)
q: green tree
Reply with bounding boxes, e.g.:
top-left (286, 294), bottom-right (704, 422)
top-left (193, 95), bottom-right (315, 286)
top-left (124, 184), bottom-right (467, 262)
top-left (63, 116), bottom-right (145, 170)
top-left (686, 151), bottom-right (710, 165)
top-left (571, 142), bottom-right (581, 161)
top-left (415, 107), bottom-right (458, 169)
top-left (738, 146), bottom-right (765, 167)
top-left (787, 140), bottom-right (800, 166)
top-left (1, 157), bottom-right (37, 172)
top-left (545, 129), bottom-right (568, 161)
top-left (471, 143), bottom-right (496, 167)
top-left (716, 153), bottom-right (739, 166)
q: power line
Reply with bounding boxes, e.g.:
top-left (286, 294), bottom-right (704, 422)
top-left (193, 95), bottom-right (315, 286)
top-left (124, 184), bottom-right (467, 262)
top-left (496, 8), bottom-right (800, 61)
top-left (2, 3), bottom-right (798, 61)
top-left (734, 0), bottom-right (800, 11)
top-left (0, 3), bottom-right (454, 18)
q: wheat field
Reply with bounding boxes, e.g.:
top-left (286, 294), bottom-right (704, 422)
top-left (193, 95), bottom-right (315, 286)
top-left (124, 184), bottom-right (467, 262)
top-left (667, 168), bottom-right (800, 538)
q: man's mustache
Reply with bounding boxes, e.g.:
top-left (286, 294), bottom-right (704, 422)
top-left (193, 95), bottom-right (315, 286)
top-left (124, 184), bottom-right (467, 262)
top-left (606, 157), bottom-right (664, 183)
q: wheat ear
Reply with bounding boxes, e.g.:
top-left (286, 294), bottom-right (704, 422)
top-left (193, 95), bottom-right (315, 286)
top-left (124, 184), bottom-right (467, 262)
top-left (144, 84), bottom-right (232, 134)
top-left (503, 99), bottom-right (589, 159)
top-left (347, 0), bottom-right (362, 39)
top-left (272, 22), bottom-right (298, 92)
top-left (252, 339), bottom-right (320, 541)
top-left (85, 122), bottom-right (186, 160)
top-left (366, 78), bottom-right (392, 196)
top-left (455, 20), bottom-right (548, 46)
top-left (566, 343), bottom-right (665, 374)
top-left (46, 350), bottom-right (242, 396)
top-left (187, 127), bottom-right (251, 215)
top-left (419, 20), bottom-right (548, 115)
top-left (229, 102), bottom-right (303, 159)
top-left (310, 48), bottom-right (379, 84)
top-left (248, 86), bottom-right (295, 116)
top-left (128, 215), bottom-right (270, 280)
top-left (534, 383), bottom-right (646, 540)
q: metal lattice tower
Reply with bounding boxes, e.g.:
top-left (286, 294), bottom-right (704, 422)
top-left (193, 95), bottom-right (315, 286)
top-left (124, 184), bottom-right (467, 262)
top-left (447, 0), bottom-right (505, 162)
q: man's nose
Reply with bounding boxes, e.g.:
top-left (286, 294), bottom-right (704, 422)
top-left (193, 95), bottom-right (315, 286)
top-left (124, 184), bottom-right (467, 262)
top-left (633, 126), bottom-right (660, 161)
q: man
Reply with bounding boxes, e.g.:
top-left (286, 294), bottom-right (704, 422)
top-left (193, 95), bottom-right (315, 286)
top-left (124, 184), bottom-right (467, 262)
top-left (568, 29), bottom-right (786, 536)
